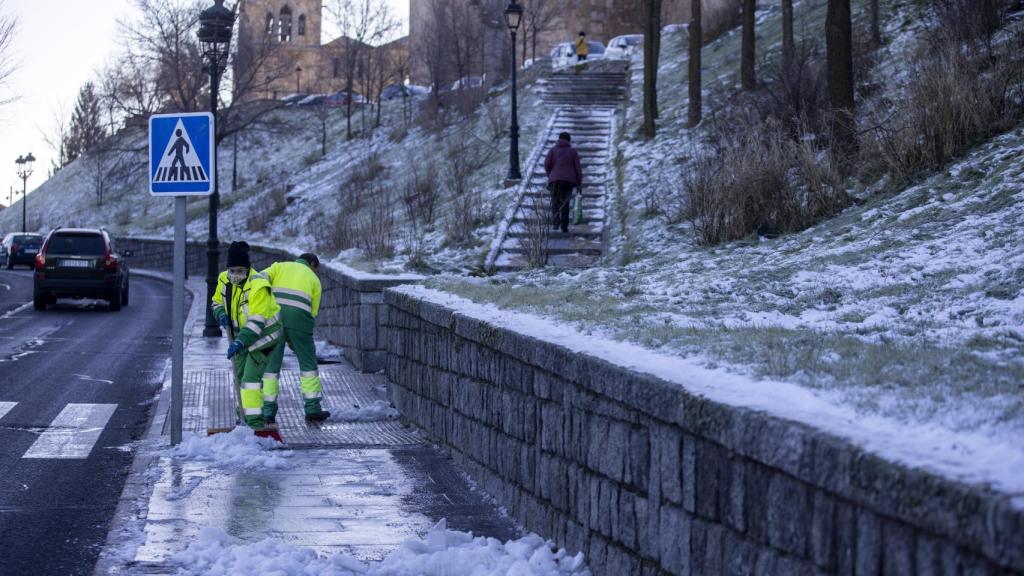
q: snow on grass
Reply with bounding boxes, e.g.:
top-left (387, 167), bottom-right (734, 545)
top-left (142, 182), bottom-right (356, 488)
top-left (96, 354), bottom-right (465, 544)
top-left (393, 285), bottom-right (1024, 497)
top-left (169, 427), bottom-right (292, 471)
top-left (173, 520), bottom-right (589, 576)
top-left (328, 400), bottom-right (400, 423)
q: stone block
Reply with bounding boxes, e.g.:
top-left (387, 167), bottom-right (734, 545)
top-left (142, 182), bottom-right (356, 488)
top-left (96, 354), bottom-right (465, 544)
top-left (856, 509), bottom-right (882, 576)
top-left (682, 435), bottom-right (697, 514)
top-left (743, 464), bottom-right (770, 546)
top-left (722, 530), bottom-right (758, 576)
top-left (627, 427), bottom-right (650, 493)
top-left (658, 505), bottom-right (690, 575)
top-left (766, 472), bottom-right (811, 558)
top-left (726, 457), bottom-right (746, 534)
top-left (882, 520), bottom-right (914, 576)
top-left (657, 426), bottom-right (683, 505)
top-left (811, 491), bottom-right (836, 570)
top-left (695, 440), bottom-right (725, 521)
top-left (617, 489), bottom-right (639, 549)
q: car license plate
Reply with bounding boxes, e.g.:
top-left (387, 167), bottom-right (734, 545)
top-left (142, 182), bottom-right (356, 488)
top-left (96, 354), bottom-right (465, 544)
top-left (25, 249), bottom-right (38, 254)
top-left (60, 259), bottom-right (92, 268)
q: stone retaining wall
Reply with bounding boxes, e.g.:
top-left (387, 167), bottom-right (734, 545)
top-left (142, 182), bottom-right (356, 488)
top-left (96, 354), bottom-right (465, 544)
top-left (117, 237), bottom-right (420, 372)
top-left (383, 287), bottom-right (1023, 576)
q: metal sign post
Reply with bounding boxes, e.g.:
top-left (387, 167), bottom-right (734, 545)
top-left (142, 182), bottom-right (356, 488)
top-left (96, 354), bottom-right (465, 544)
top-left (149, 112), bottom-right (216, 446)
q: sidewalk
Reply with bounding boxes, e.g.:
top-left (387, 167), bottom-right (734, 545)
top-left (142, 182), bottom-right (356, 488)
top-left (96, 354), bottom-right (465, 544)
top-left (93, 275), bottom-right (522, 575)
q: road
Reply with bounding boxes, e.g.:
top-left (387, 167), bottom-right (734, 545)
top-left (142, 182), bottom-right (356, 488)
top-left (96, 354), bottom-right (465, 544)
top-left (0, 269), bottom-right (171, 576)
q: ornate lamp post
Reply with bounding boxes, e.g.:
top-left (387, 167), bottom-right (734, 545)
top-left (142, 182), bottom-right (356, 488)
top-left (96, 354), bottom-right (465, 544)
top-left (198, 0), bottom-right (235, 337)
top-left (504, 1), bottom-right (523, 182)
top-left (14, 153), bottom-right (35, 233)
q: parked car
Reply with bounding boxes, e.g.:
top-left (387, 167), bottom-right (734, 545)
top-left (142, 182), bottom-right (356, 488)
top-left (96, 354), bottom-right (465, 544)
top-left (605, 34), bottom-right (643, 59)
top-left (294, 94), bottom-right (327, 107)
top-left (449, 76), bottom-right (486, 91)
top-left (325, 90), bottom-right (365, 107)
top-left (550, 40), bottom-right (606, 69)
top-left (380, 84), bottom-right (430, 101)
top-left (33, 228), bottom-right (131, 311)
top-left (1, 232), bottom-right (43, 269)
top-left (279, 93), bottom-right (308, 106)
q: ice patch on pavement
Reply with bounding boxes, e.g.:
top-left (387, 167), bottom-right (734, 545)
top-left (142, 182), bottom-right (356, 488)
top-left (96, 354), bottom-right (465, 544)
top-left (328, 400), bottom-right (400, 422)
top-left (169, 427), bottom-right (292, 470)
top-left (173, 520), bottom-right (589, 576)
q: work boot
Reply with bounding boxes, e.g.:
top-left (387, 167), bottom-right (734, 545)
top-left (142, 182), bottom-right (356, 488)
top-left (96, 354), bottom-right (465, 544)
top-left (262, 401), bottom-right (278, 424)
top-left (244, 415), bottom-right (267, 429)
top-left (305, 410), bottom-right (330, 422)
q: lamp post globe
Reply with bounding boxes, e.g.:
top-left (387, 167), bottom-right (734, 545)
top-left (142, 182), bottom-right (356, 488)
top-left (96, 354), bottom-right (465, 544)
top-left (504, 1), bottom-right (524, 182)
top-left (198, 0), bottom-right (235, 338)
top-left (15, 153), bottom-right (34, 233)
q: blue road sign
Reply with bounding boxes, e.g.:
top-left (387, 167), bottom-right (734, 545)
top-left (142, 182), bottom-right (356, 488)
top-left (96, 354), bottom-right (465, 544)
top-left (149, 112), bottom-right (215, 196)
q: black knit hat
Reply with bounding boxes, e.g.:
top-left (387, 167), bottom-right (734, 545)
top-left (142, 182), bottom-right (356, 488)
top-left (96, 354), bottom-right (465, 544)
top-left (226, 241), bottom-right (251, 268)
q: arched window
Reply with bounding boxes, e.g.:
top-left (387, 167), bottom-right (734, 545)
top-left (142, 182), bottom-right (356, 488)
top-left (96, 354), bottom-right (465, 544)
top-left (279, 6), bottom-right (292, 42)
top-left (265, 13), bottom-right (275, 35)
top-left (298, 14), bottom-right (306, 37)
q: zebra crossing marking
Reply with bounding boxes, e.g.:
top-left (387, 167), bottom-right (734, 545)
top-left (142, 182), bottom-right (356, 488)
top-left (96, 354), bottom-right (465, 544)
top-left (0, 401), bottom-right (16, 421)
top-left (23, 403), bottom-right (118, 459)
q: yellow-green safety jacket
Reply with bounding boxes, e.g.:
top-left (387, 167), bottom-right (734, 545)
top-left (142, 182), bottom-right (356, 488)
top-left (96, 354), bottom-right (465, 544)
top-left (262, 258), bottom-right (321, 334)
top-left (211, 269), bottom-right (283, 352)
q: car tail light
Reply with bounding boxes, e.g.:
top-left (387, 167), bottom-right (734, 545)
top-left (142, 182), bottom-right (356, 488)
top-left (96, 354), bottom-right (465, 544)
top-left (35, 253), bottom-right (44, 270)
top-left (105, 255), bottom-right (118, 271)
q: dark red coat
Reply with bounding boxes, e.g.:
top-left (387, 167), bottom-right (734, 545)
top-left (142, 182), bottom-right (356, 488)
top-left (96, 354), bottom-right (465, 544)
top-left (544, 139), bottom-right (583, 187)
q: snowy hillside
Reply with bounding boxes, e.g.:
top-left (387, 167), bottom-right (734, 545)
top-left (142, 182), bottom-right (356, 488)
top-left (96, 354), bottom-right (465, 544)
top-left (430, 0), bottom-right (1024, 446)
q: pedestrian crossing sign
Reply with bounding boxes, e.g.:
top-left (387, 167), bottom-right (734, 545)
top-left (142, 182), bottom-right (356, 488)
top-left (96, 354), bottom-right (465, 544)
top-left (149, 112), bottom-right (215, 196)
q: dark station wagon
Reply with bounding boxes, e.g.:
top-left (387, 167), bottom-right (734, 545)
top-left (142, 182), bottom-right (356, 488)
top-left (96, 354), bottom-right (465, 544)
top-left (33, 228), bottom-right (131, 311)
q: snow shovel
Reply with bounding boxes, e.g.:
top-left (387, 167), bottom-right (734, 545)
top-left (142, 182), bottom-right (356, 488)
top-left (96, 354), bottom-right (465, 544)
top-left (206, 282), bottom-right (283, 443)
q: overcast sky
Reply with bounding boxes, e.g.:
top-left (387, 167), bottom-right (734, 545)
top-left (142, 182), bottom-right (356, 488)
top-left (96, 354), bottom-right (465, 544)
top-left (0, 0), bottom-right (409, 206)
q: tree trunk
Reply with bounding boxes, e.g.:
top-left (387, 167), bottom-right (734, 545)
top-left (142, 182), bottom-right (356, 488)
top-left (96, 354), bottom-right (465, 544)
top-left (688, 0), bottom-right (702, 128)
top-left (827, 0), bottom-right (856, 156)
top-left (869, 0), bottom-right (881, 46)
top-left (741, 0), bottom-right (756, 90)
top-left (782, 0), bottom-right (794, 74)
top-left (642, 0), bottom-right (660, 137)
top-left (653, 0), bottom-right (662, 119)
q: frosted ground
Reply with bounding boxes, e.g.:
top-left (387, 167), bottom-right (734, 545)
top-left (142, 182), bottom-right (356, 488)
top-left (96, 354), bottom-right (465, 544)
top-left (433, 0), bottom-right (1024, 448)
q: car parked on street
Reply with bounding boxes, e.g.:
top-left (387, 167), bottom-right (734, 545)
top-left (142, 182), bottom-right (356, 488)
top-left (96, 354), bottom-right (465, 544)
top-left (605, 34), bottom-right (643, 59)
top-left (325, 90), bottom-right (366, 107)
top-left (550, 40), bottom-right (606, 69)
top-left (1, 232), bottom-right (43, 269)
top-left (380, 84), bottom-right (430, 101)
top-left (33, 228), bottom-right (131, 311)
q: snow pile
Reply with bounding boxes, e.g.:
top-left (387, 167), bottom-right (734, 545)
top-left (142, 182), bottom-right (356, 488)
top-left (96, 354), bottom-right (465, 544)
top-left (169, 427), bottom-right (292, 471)
top-left (173, 520), bottom-right (589, 576)
top-left (328, 400), bottom-right (400, 423)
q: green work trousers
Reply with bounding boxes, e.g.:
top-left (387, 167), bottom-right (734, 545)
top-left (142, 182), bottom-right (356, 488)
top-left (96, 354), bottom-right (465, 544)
top-left (233, 348), bottom-right (269, 429)
top-left (262, 327), bottom-right (323, 418)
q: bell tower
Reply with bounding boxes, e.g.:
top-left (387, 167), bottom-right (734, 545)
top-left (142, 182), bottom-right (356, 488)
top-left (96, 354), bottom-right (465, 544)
top-left (238, 0), bottom-right (322, 48)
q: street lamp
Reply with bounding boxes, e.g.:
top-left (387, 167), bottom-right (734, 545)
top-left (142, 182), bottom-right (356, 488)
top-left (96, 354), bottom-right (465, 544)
top-left (504, 1), bottom-right (523, 182)
top-left (14, 153), bottom-right (35, 233)
top-left (198, 0), bottom-right (235, 338)
top-left (295, 65), bottom-right (302, 93)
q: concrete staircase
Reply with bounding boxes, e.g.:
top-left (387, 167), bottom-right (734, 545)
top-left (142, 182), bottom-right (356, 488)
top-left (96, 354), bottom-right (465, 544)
top-left (489, 60), bottom-right (627, 271)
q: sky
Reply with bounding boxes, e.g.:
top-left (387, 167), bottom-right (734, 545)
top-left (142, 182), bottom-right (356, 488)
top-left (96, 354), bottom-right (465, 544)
top-left (0, 0), bottom-right (409, 208)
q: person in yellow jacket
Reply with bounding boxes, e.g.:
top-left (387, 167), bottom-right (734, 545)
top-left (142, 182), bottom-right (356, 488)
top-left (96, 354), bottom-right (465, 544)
top-left (575, 31), bottom-right (589, 63)
top-left (211, 241), bottom-right (282, 429)
top-left (261, 253), bottom-right (330, 423)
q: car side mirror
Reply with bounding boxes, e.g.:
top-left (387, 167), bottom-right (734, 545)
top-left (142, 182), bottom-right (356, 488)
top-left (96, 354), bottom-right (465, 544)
top-left (123, 250), bottom-right (133, 257)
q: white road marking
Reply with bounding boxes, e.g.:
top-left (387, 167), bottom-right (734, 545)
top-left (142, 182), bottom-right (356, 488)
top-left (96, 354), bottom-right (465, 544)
top-left (0, 302), bottom-right (32, 320)
top-left (0, 282), bottom-right (10, 291)
top-left (73, 374), bottom-right (115, 385)
top-left (0, 401), bottom-right (17, 421)
top-left (23, 403), bottom-right (118, 459)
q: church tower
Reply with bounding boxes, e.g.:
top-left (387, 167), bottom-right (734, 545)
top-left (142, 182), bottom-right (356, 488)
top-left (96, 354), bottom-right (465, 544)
top-left (238, 0), bottom-right (323, 48)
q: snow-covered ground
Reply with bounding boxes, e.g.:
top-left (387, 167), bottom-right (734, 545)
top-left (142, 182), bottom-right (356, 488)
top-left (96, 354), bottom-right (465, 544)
top-left (175, 520), bottom-right (589, 576)
top-left (430, 0), bottom-right (1024, 451)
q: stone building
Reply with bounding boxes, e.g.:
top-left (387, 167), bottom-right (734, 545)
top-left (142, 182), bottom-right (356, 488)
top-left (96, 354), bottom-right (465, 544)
top-left (408, 0), bottom-right (741, 86)
top-left (234, 0), bottom-right (409, 101)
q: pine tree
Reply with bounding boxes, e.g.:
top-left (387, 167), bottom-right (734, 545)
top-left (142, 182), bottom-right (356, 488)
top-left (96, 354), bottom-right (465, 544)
top-left (66, 82), bottom-right (105, 163)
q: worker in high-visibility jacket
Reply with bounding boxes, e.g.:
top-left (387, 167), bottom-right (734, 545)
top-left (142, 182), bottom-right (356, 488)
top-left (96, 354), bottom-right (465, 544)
top-left (211, 241), bottom-right (283, 429)
top-left (261, 253), bottom-right (331, 423)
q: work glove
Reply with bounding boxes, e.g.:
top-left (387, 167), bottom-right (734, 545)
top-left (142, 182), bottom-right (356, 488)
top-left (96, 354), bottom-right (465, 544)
top-left (218, 313), bottom-right (229, 328)
top-left (226, 340), bottom-right (244, 359)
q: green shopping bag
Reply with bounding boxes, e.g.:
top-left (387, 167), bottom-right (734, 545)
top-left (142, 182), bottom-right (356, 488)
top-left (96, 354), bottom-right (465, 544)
top-left (573, 189), bottom-right (584, 225)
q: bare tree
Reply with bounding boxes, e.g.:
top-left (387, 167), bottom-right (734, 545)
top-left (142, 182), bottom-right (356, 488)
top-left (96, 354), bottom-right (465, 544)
top-left (0, 3), bottom-right (16, 108)
top-left (642, 0), bottom-right (662, 138)
top-left (41, 101), bottom-right (72, 174)
top-left (327, 0), bottom-right (399, 139)
top-left (869, 0), bottom-right (881, 47)
top-left (782, 0), bottom-right (794, 73)
top-left (826, 0), bottom-right (856, 156)
top-left (741, 0), bottom-right (756, 90)
top-left (688, 0), bottom-right (702, 128)
top-left (522, 0), bottom-right (568, 64)
top-left (122, 0), bottom-right (207, 113)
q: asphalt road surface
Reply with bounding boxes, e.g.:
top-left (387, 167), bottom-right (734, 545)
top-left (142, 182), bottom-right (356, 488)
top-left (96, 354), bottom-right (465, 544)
top-left (0, 269), bottom-right (171, 575)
